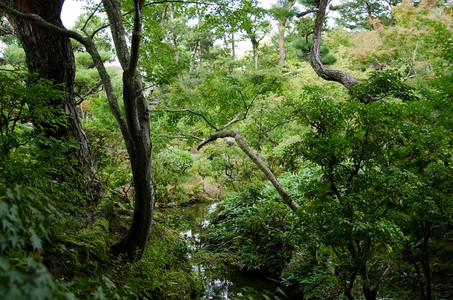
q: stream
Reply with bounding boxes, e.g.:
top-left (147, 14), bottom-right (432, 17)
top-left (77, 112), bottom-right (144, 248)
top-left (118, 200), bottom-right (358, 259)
top-left (165, 202), bottom-right (293, 300)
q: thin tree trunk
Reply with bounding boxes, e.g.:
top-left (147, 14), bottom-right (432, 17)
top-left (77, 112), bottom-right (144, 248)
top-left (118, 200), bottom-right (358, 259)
top-left (278, 0), bottom-right (296, 66)
top-left (278, 18), bottom-right (287, 66)
top-left (102, 0), bottom-right (154, 260)
top-left (251, 36), bottom-right (259, 70)
top-left (231, 32), bottom-right (236, 60)
top-left (169, 5), bottom-right (183, 81)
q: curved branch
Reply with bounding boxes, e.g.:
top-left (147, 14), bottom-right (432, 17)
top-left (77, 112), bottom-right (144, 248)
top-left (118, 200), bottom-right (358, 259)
top-left (0, 3), bottom-right (87, 44)
top-left (310, 0), bottom-right (359, 89)
top-left (198, 130), bottom-right (300, 212)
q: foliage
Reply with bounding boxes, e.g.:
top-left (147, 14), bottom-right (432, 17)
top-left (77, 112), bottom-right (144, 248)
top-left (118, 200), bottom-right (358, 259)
top-left (153, 148), bottom-right (194, 205)
top-left (332, 0), bottom-right (400, 30)
top-left (0, 185), bottom-right (58, 254)
top-left (351, 70), bottom-right (416, 102)
top-left (293, 35), bottom-right (337, 65)
top-left (0, 70), bottom-right (67, 155)
top-left (206, 184), bottom-right (299, 275)
top-left (282, 77), bottom-right (452, 297)
top-left (0, 257), bottom-right (60, 300)
top-left (0, 186), bottom-right (70, 300)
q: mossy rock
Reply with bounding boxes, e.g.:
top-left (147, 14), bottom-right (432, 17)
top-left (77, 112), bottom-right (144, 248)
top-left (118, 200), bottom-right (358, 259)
top-left (48, 218), bottom-right (110, 277)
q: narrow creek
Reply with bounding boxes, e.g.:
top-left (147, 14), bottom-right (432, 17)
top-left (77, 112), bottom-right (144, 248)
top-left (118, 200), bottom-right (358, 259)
top-left (165, 202), bottom-right (293, 299)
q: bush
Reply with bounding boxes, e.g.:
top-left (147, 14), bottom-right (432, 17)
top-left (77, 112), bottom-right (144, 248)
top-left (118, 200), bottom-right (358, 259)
top-left (153, 148), bottom-right (194, 205)
top-left (206, 185), bottom-right (298, 275)
top-left (0, 186), bottom-right (66, 300)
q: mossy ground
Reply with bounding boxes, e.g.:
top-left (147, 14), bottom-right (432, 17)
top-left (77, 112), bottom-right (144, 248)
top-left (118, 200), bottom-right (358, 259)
top-left (45, 203), bottom-right (204, 299)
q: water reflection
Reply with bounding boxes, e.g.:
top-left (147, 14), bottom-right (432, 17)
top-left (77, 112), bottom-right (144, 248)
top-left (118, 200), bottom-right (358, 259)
top-left (164, 202), bottom-right (290, 300)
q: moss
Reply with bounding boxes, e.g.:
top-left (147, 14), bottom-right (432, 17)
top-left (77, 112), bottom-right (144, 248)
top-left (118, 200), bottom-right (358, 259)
top-left (48, 207), bottom-right (203, 298)
top-left (48, 218), bottom-right (110, 278)
top-left (110, 220), bottom-right (204, 299)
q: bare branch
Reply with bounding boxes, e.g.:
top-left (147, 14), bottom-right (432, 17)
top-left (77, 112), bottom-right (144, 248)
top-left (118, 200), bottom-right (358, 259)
top-left (198, 130), bottom-right (300, 212)
top-left (296, 9), bottom-right (318, 18)
top-left (81, 2), bottom-right (103, 34)
top-left (219, 111), bottom-right (244, 131)
top-left (75, 82), bottom-right (103, 105)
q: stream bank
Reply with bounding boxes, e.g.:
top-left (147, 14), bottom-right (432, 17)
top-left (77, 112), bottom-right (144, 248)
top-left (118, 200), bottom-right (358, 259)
top-left (163, 202), bottom-right (296, 299)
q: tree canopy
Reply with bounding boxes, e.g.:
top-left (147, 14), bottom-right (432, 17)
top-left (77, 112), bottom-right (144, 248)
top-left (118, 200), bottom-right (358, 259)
top-left (0, 0), bottom-right (452, 299)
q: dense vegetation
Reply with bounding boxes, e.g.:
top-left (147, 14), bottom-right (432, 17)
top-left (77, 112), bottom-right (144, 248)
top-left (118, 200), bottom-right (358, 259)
top-left (0, 0), bottom-right (452, 299)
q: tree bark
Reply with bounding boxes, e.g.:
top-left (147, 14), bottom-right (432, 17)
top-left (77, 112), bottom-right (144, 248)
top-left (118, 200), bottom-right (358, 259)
top-left (278, 0), bottom-right (296, 67)
top-left (0, 0), bottom-right (154, 261)
top-left (251, 35), bottom-right (259, 70)
top-left (231, 32), bottom-right (236, 61)
top-left (102, 0), bottom-right (154, 260)
top-left (310, 0), bottom-right (360, 89)
top-left (278, 19), bottom-right (287, 67)
top-left (198, 130), bottom-right (300, 212)
top-left (0, 0), bottom-right (98, 200)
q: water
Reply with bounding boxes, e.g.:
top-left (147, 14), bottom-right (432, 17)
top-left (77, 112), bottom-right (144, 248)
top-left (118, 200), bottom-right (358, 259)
top-left (164, 202), bottom-right (291, 300)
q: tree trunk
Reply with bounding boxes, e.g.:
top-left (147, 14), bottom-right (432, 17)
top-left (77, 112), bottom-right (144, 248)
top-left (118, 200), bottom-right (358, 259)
top-left (111, 77), bottom-right (154, 259)
top-left (278, 0), bottom-right (296, 67)
top-left (278, 18), bottom-right (287, 67)
top-left (251, 36), bottom-right (259, 70)
top-left (102, 0), bottom-right (154, 260)
top-left (310, 0), bottom-right (360, 89)
top-left (1, 0), bottom-right (98, 200)
top-left (231, 32), bottom-right (236, 61)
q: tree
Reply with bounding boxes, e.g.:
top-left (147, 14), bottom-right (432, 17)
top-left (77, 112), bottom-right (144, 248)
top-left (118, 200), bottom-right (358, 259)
top-left (0, 0), bottom-right (98, 200)
top-left (331, 0), bottom-right (401, 30)
top-left (238, 0), bottom-right (270, 70)
top-left (0, 0), bottom-right (154, 260)
top-left (270, 0), bottom-right (297, 66)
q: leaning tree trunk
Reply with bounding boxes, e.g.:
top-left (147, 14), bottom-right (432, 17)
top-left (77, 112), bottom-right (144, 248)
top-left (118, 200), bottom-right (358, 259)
top-left (310, 0), bottom-right (360, 90)
top-left (1, 0), bottom-right (98, 200)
